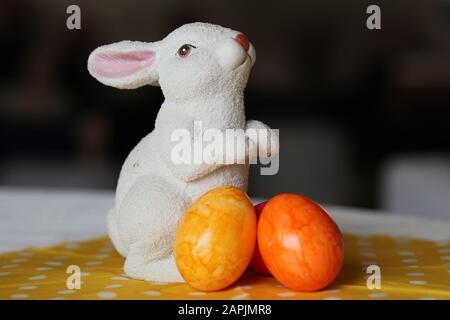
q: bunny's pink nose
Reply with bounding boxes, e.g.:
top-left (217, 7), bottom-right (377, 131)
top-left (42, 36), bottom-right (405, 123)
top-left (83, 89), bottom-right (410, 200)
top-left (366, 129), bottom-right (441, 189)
top-left (234, 34), bottom-right (249, 52)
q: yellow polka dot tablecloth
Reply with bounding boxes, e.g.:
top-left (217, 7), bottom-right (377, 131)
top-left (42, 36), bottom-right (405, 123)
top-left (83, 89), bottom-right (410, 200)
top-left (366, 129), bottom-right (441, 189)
top-left (0, 234), bottom-right (449, 300)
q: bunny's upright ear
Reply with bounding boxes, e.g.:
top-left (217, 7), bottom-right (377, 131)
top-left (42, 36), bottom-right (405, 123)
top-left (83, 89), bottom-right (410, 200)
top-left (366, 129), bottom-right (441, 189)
top-left (88, 40), bottom-right (160, 89)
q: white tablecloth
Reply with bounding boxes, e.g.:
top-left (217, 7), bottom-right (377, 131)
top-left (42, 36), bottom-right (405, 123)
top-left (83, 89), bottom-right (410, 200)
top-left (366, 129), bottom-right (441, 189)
top-left (0, 187), bottom-right (449, 253)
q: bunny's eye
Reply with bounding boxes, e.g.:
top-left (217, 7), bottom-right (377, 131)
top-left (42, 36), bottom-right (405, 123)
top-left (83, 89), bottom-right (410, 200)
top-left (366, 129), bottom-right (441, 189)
top-left (177, 44), bottom-right (196, 58)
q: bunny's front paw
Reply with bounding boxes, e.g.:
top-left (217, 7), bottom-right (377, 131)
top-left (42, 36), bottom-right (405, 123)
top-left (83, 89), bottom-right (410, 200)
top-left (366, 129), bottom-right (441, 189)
top-left (246, 120), bottom-right (279, 159)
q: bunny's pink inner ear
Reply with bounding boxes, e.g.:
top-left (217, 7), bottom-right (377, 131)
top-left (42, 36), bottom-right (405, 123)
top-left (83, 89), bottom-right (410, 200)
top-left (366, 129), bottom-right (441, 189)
top-left (88, 50), bottom-right (156, 78)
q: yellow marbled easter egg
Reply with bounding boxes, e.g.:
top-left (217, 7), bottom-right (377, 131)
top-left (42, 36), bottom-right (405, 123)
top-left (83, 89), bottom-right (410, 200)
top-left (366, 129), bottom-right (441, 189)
top-left (174, 186), bottom-right (256, 291)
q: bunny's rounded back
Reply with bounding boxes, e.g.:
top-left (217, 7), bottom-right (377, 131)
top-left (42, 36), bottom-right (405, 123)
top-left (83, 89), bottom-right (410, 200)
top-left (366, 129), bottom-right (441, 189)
top-left (88, 22), bottom-right (270, 282)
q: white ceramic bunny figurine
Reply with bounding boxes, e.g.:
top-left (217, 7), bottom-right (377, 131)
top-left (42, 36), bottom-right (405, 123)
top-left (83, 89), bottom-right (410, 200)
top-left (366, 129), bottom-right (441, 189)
top-left (87, 22), bottom-right (277, 282)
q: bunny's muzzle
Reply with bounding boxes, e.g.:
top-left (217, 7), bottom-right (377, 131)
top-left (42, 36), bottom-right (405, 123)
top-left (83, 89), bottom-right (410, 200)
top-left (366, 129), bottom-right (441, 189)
top-left (216, 33), bottom-right (256, 71)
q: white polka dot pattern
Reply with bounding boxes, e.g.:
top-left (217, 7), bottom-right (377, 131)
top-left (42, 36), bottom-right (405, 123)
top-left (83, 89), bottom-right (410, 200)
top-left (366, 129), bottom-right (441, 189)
top-left (0, 235), bottom-right (448, 300)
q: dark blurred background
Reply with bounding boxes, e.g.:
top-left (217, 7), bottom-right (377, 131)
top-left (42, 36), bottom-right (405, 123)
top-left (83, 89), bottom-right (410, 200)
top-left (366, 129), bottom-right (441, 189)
top-left (1, 0), bottom-right (450, 219)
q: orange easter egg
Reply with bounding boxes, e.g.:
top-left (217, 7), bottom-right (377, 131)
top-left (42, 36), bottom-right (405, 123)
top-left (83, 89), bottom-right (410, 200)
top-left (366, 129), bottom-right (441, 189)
top-left (174, 186), bottom-right (256, 291)
top-left (248, 201), bottom-right (272, 276)
top-left (258, 193), bottom-right (344, 291)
